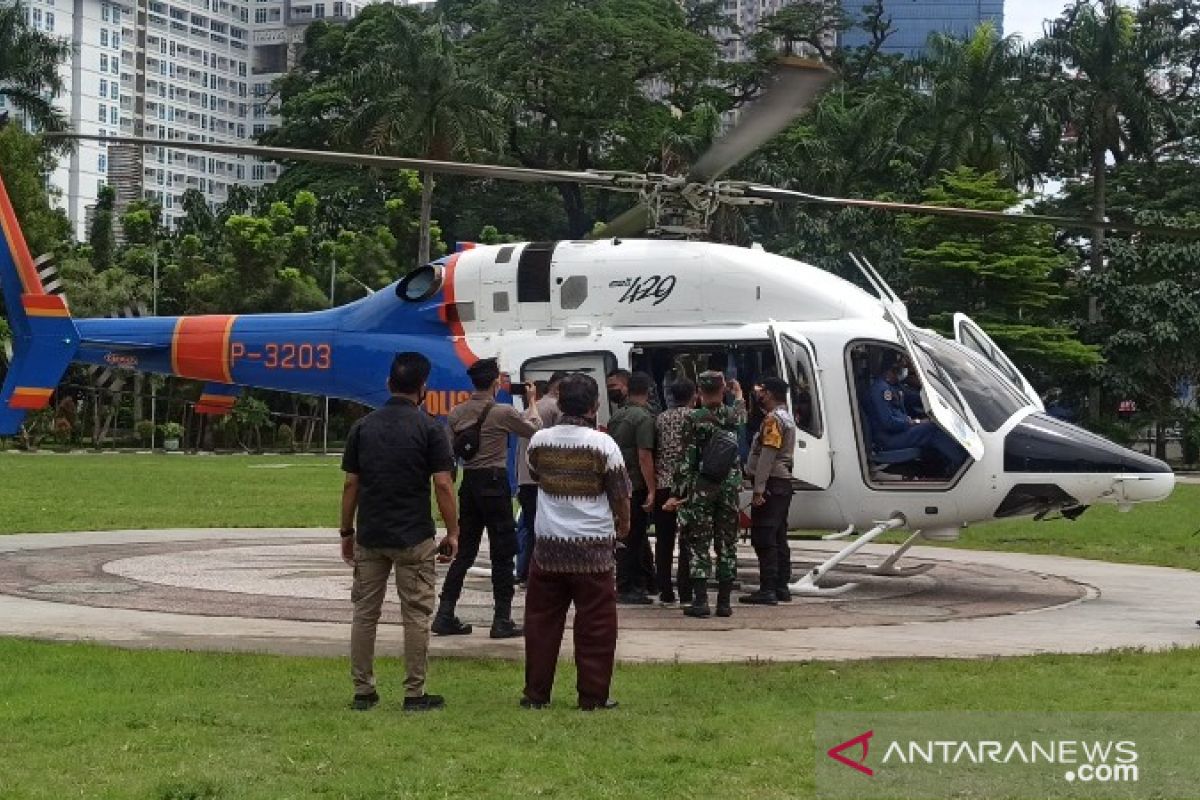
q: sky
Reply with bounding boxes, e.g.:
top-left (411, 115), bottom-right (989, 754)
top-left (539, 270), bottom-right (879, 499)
top-left (1004, 0), bottom-right (1068, 42)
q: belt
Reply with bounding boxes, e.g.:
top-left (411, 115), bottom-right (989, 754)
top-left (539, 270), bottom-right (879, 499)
top-left (463, 466), bottom-right (508, 478)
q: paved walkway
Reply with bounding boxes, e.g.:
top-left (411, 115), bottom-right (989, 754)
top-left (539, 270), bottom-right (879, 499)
top-left (0, 528), bottom-right (1197, 663)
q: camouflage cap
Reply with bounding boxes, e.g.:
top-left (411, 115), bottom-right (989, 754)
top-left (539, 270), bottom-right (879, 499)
top-left (697, 370), bottom-right (726, 392)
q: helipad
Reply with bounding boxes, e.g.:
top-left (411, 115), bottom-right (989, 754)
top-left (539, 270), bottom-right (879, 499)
top-left (0, 528), bottom-right (1196, 662)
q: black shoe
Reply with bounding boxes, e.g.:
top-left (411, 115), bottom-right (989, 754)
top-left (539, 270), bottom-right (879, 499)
top-left (580, 699), bottom-right (619, 711)
top-left (489, 618), bottom-right (523, 639)
top-left (520, 696), bottom-right (550, 709)
top-left (683, 578), bottom-right (710, 618)
top-left (776, 588), bottom-right (793, 603)
top-left (658, 591), bottom-right (677, 605)
top-left (715, 582), bottom-right (733, 618)
top-left (403, 694), bottom-right (445, 712)
top-left (431, 615), bottom-right (472, 636)
top-left (739, 589), bottom-right (778, 605)
top-left (350, 691), bottom-right (379, 711)
top-left (617, 592), bottom-right (653, 605)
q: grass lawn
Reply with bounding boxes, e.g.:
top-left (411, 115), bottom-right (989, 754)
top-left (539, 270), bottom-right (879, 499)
top-left (1, 640), bottom-right (1199, 800)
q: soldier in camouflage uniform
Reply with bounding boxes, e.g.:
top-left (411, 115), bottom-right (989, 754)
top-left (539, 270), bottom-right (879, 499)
top-left (665, 371), bottom-right (745, 619)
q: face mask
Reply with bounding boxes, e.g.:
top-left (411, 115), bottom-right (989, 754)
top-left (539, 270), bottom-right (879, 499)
top-left (897, 368), bottom-right (909, 382)
top-left (609, 389), bottom-right (626, 404)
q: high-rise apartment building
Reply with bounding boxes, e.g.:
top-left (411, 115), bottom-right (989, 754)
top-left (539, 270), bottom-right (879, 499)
top-left (4, 0), bottom-right (366, 240)
top-left (840, 0), bottom-right (1004, 58)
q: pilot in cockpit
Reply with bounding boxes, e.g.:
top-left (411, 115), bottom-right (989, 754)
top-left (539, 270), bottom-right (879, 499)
top-left (867, 350), bottom-right (967, 478)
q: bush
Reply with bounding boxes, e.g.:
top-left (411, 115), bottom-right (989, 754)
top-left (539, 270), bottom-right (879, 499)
top-left (135, 420), bottom-right (156, 446)
top-left (159, 422), bottom-right (184, 441)
top-left (275, 423), bottom-right (295, 452)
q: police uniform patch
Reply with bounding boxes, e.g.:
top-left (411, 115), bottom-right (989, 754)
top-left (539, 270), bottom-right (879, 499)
top-left (883, 390), bottom-right (893, 402)
top-left (761, 416), bottom-right (783, 449)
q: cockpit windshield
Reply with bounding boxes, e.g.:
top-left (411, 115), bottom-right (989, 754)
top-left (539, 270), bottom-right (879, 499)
top-left (912, 331), bottom-right (1029, 432)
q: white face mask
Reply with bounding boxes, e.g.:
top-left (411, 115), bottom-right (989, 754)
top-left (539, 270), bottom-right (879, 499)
top-left (897, 368), bottom-right (909, 382)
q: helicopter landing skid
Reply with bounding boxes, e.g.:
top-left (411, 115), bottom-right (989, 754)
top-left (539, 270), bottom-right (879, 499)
top-left (788, 517), bottom-right (908, 596)
top-left (822, 531), bottom-right (933, 578)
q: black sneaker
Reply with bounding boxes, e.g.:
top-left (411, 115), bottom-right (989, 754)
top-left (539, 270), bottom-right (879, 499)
top-left (489, 618), bottom-right (523, 639)
top-left (350, 691), bottom-right (379, 711)
top-left (617, 592), bottom-right (653, 605)
top-left (580, 699), bottom-right (619, 711)
top-left (775, 588), bottom-right (793, 603)
top-left (431, 615), bottom-right (472, 636)
top-left (658, 591), bottom-right (677, 605)
top-left (403, 694), bottom-right (445, 712)
top-left (520, 696), bottom-right (549, 709)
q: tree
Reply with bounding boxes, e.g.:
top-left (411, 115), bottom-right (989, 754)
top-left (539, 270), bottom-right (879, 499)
top-left (0, 127), bottom-right (70, 256)
top-left (0, 2), bottom-right (70, 134)
top-left (88, 185), bottom-right (116, 270)
top-left (901, 168), bottom-right (1100, 382)
top-left (457, 0), bottom-right (722, 235)
top-left (335, 14), bottom-right (504, 263)
top-left (904, 23), bottom-right (1037, 184)
top-left (1031, 0), bottom-right (1194, 277)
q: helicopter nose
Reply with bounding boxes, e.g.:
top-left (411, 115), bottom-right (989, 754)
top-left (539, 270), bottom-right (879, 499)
top-left (1004, 413), bottom-right (1171, 475)
top-left (1000, 412), bottom-right (1174, 512)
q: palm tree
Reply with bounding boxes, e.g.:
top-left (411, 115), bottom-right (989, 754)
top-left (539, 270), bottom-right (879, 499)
top-left (0, 1), bottom-right (70, 133)
top-left (336, 18), bottom-right (505, 264)
top-left (1031, 0), bottom-right (1182, 274)
top-left (905, 23), bottom-right (1034, 184)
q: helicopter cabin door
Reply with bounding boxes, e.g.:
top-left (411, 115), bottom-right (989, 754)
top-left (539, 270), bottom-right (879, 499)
top-left (885, 309), bottom-right (985, 462)
top-left (768, 325), bottom-right (833, 489)
top-left (953, 313), bottom-right (1044, 410)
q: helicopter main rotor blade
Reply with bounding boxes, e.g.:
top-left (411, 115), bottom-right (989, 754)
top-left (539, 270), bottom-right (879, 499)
top-left (747, 185), bottom-right (1200, 239)
top-left (589, 202), bottom-right (653, 240)
top-left (687, 58), bottom-right (834, 185)
top-left (45, 134), bottom-right (616, 187)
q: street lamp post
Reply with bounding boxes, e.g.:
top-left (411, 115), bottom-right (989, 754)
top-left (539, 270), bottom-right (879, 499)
top-left (323, 257), bottom-right (335, 455)
top-left (150, 237), bottom-right (158, 450)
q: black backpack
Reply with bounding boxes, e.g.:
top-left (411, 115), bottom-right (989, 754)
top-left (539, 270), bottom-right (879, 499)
top-left (453, 401), bottom-right (494, 461)
top-left (696, 425), bottom-right (739, 495)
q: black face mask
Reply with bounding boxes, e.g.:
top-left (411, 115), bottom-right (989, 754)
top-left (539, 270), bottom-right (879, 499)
top-left (609, 389), bottom-right (626, 405)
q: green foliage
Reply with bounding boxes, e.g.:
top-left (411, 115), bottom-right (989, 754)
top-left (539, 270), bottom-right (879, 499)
top-left (0, 127), bottom-right (70, 256)
top-left (0, 2), bottom-right (71, 133)
top-left (88, 185), bottom-right (116, 270)
top-left (158, 422), bottom-right (184, 441)
top-left (274, 423), bottom-right (295, 451)
top-left (135, 419), bottom-right (156, 446)
top-left (901, 168), bottom-right (1099, 382)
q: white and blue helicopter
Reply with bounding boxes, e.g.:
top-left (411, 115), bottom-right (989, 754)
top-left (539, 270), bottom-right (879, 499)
top-left (30, 60), bottom-right (1182, 595)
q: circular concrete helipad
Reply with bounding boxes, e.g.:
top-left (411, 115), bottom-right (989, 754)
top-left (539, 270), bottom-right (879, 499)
top-left (1, 528), bottom-right (1198, 662)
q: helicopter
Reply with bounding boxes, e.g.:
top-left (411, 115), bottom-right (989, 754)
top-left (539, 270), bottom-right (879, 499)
top-left (0, 60), bottom-right (1179, 594)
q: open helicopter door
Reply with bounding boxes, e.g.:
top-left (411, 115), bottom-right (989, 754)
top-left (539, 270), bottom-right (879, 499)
top-left (884, 309), bottom-right (985, 463)
top-left (953, 313), bottom-right (1044, 411)
top-left (768, 324), bottom-right (833, 489)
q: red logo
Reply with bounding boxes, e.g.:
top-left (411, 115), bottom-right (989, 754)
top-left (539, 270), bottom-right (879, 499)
top-left (827, 730), bottom-right (875, 776)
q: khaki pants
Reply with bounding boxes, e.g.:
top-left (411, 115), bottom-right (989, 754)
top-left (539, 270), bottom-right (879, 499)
top-left (350, 538), bottom-right (437, 698)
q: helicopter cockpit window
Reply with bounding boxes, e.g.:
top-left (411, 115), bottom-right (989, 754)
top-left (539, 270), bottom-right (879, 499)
top-left (911, 332), bottom-right (1026, 433)
top-left (848, 342), bottom-right (966, 484)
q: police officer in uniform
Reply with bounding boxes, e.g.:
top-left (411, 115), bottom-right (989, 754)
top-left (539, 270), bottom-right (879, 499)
top-left (740, 377), bottom-right (797, 605)
top-left (436, 358), bottom-right (541, 639)
top-left (664, 371), bottom-right (745, 619)
top-left (867, 350), bottom-right (966, 477)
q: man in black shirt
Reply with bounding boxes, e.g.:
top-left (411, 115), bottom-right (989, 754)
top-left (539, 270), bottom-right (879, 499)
top-left (341, 352), bottom-right (460, 712)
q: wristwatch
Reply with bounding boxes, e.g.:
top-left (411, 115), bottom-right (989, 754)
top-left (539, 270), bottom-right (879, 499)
top-left (339, 527), bottom-right (355, 539)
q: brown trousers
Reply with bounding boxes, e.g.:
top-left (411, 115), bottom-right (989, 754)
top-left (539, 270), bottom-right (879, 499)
top-left (350, 538), bottom-right (437, 698)
top-left (522, 561), bottom-right (617, 708)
